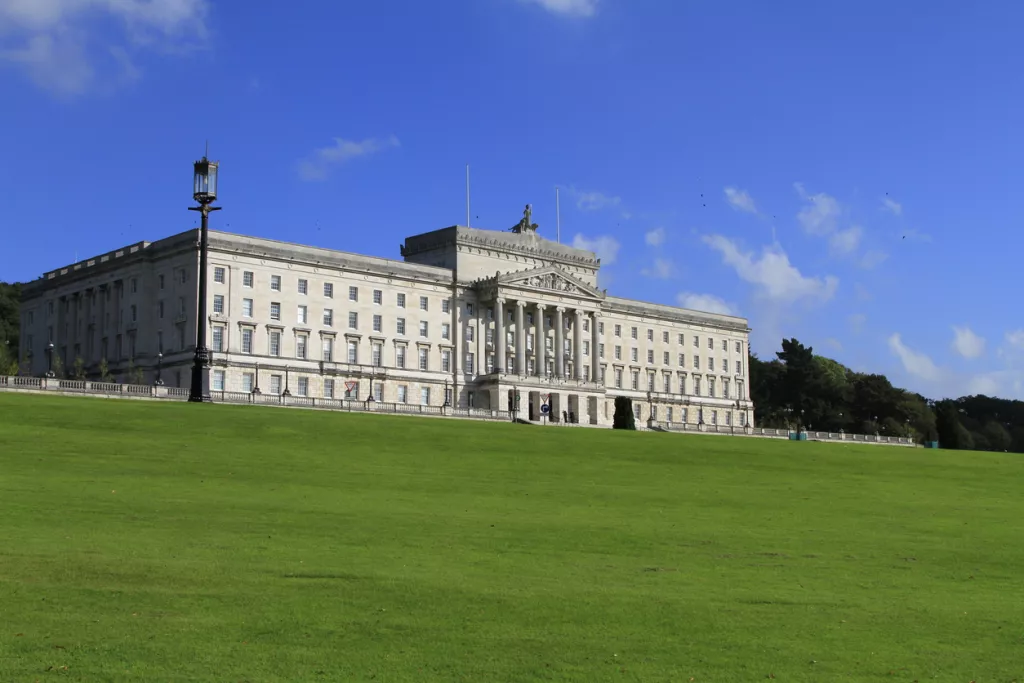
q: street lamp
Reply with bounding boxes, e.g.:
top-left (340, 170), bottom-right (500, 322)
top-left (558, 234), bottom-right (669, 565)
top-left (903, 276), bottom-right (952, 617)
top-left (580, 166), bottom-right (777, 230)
top-left (45, 342), bottom-right (54, 378)
top-left (187, 150), bottom-right (221, 403)
top-left (443, 380), bottom-right (451, 408)
top-left (155, 352), bottom-right (164, 386)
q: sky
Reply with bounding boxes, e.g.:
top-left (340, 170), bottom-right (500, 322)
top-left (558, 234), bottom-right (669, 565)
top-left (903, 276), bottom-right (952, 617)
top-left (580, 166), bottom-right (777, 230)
top-left (1, 0), bottom-right (1023, 401)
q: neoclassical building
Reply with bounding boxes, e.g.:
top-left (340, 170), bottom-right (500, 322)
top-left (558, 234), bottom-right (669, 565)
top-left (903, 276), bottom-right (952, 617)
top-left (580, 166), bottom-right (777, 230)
top-left (19, 211), bottom-right (754, 427)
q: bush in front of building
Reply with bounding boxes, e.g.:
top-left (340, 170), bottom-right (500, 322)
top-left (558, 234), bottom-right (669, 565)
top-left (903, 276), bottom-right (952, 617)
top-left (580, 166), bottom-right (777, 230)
top-left (613, 396), bottom-right (636, 430)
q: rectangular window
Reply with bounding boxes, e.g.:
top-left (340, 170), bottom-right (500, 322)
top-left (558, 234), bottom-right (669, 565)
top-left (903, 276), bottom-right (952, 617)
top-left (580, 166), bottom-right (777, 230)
top-left (270, 275), bottom-right (281, 291)
top-left (708, 337), bottom-right (713, 349)
top-left (466, 302), bottom-right (474, 315)
top-left (631, 348), bottom-right (638, 363)
top-left (664, 374), bottom-right (671, 392)
top-left (441, 323), bottom-right (450, 340)
top-left (373, 383), bottom-right (383, 402)
top-left (723, 379), bottom-right (730, 399)
top-left (647, 349), bottom-right (654, 364)
top-left (367, 343), bottom-right (381, 367)
top-left (349, 286), bottom-right (358, 302)
top-left (324, 378), bottom-right (335, 398)
top-left (679, 353), bottom-right (685, 367)
top-left (213, 295), bottom-right (224, 314)
top-left (631, 327), bottom-right (638, 340)
top-left (739, 412), bottom-right (746, 427)
top-left (487, 354), bottom-right (494, 373)
top-left (693, 377), bottom-right (701, 396)
top-left (397, 318), bottom-right (406, 335)
top-left (324, 283), bottom-right (334, 298)
top-left (466, 326), bottom-right (474, 342)
top-left (270, 375), bottom-right (282, 395)
top-left (647, 329), bottom-right (654, 341)
top-left (348, 312), bottom-right (358, 329)
top-left (297, 377), bottom-right (309, 397)
top-left (615, 345), bottom-right (622, 361)
top-left (398, 385), bottom-right (408, 403)
top-left (418, 347), bottom-right (428, 370)
top-left (242, 298), bottom-right (253, 318)
top-left (667, 406), bottom-right (674, 422)
top-left (419, 321), bottom-right (428, 337)
top-left (678, 333), bottom-right (684, 345)
top-left (397, 345), bottom-right (406, 369)
top-left (270, 302), bottom-right (281, 321)
top-left (648, 372), bottom-right (655, 391)
top-left (347, 340), bottom-right (358, 364)
top-left (583, 340), bottom-right (590, 355)
top-left (487, 328), bottom-right (494, 345)
top-left (212, 370), bottom-right (225, 391)
top-left (212, 326), bottom-right (224, 352)
top-left (419, 296), bottom-right (428, 311)
top-left (614, 324), bottom-right (621, 337)
top-left (711, 410), bottom-right (718, 426)
top-left (159, 300), bottom-right (164, 319)
top-left (242, 373), bottom-right (254, 393)
top-left (159, 274), bottom-right (165, 290)
top-left (269, 331), bottom-right (281, 356)
top-left (663, 351), bottom-right (669, 365)
top-left (295, 305), bottom-right (307, 324)
top-left (298, 278), bottom-right (308, 295)
top-left (397, 293), bottom-right (406, 308)
top-left (693, 336), bottom-right (699, 347)
top-left (441, 299), bottom-right (450, 313)
top-left (323, 309), bottom-right (333, 327)
top-left (708, 357), bottom-right (714, 371)
top-left (615, 368), bottom-right (623, 388)
top-left (344, 382), bottom-right (358, 399)
top-left (296, 334), bottom-right (308, 359)
top-left (736, 360), bottom-right (742, 375)
top-left (373, 314), bottom-right (382, 332)
top-left (130, 304), bottom-right (138, 322)
top-left (322, 337), bottom-right (334, 362)
top-left (722, 339), bottom-right (728, 351)
top-left (239, 328), bottom-right (254, 354)
top-left (599, 343), bottom-right (605, 358)
top-left (441, 349), bottom-right (452, 372)
top-left (693, 356), bottom-right (700, 369)
top-left (421, 387), bottom-right (430, 405)
top-left (600, 366), bottom-right (607, 384)
top-left (736, 341), bottom-right (742, 353)
top-left (663, 331), bottom-right (669, 343)
top-left (465, 352), bottom-right (475, 372)
top-left (709, 377), bottom-right (716, 398)
top-left (211, 267), bottom-right (224, 284)
top-left (373, 289), bottom-right (382, 305)
top-left (631, 371), bottom-right (639, 390)
top-left (243, 271), bottom-right (254, 288)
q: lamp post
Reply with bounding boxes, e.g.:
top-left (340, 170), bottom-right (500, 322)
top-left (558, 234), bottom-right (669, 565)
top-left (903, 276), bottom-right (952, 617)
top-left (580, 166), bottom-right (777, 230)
top-left (443, 380), bottom-right (451, 409)
top-left (187, 151), bottom-right (221, 403)
top-left (155, 352), bottom-right (164, 386)
top-left (253, 362), bottom-right (261, 394)
top-left (647, 391), bottom-right (654, 429)
top-left (45, 342), bottom-right (54, 378)
top-left (283, 366), bottom-right (291, 397)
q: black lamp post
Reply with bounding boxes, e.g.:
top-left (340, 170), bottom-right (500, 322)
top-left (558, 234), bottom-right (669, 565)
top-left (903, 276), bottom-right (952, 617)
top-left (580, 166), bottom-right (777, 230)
top-left (253, 362), bottom-right (261, 394)
top-left (45, 342), bottom-right (54, 378)
top-left (155, 352), bottom-right (164, 386)
top-left (443, 380), bottom-right (451, 408)
top-left (187, 150), bottom-right (220, 403)
top-left (283, 366), bottom-right (291, 397)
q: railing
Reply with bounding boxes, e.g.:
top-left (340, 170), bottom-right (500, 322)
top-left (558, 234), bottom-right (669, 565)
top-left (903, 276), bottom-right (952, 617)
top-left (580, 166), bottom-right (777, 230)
top-left (653, 421), bottom-right (916, 445)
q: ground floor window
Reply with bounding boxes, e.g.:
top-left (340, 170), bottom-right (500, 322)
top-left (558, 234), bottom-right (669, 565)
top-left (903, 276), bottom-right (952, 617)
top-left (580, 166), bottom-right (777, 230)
top-left (739, 412), bottom-right (746, 426)
top-left (297, 377), bottom-right (309, 397)
top-left (212, 369), bottom-right (225, 391)
top-left (398, 385), bottom-right (408, 403)
top-left (242, 372), bottom-right (253, 393)
top-left (324, 378), bottom-right (334, 399)
top-left (270, 374), bottom-right (282, 395)
top-left (667, 406), bottom-right (673, 422)
top-left (344, 382), bottom-right (358, 399)
top-left (373, 383), bottom-right (383, 402)
top-left (421, 387), bottom-right (430, 405)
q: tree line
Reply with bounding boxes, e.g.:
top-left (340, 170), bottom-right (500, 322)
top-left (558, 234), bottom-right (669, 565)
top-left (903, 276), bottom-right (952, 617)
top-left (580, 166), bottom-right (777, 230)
top-left (752, 338), bottom-right (1024, 452)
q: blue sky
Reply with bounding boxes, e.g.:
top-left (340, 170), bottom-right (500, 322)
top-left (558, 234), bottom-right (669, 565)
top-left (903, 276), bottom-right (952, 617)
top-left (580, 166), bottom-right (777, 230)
top-left (2, 0), bottom-right (1023, 400)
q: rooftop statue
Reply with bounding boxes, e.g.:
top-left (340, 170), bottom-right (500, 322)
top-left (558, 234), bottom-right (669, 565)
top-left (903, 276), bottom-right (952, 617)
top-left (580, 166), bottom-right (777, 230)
top-left (509, 204), bottom-right (539, 234)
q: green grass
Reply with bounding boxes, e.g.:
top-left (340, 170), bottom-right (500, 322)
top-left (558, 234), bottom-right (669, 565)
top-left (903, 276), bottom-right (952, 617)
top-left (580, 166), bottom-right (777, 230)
top-left (0, 393), bottom-right (1021, 682)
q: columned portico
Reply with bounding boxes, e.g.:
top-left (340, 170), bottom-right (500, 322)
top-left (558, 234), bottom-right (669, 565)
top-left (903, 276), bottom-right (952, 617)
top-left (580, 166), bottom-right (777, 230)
top-left (494, 297), bottom-right (505, 373)
top-left (515, 301), bottom-right (526, 375)
top-left (555, 307), bottom-right (565, 378)
top-left (591, 313), bottom-right (601, 383)
top-left (573, 310), bottom-right (584, 380)
top-left (534, 303), bottom-right (546, 377)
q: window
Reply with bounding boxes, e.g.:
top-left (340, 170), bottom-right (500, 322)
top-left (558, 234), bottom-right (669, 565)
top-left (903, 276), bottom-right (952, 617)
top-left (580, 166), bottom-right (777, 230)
top-left (345, 382), bottom-right (358, 399)
top-left (631, 327), bottom-right (638, 339)
top-left (441, 323), bottom-right (450, 340)
top-left (397, 318), bottom-right (406, 335)
top-left (349, 286), bottom-right (358, 302)
top-left (243, 271), bottom-right (254, 288)
top-left (598, 322), bottom-right (605, 334)
top-left (419, 321), bottom-right (428, 337)
top-left (631, 371), bottom-right (639, 390)
top-left (722, 339), bottom-right (728, 351)
top-left (130, 304), bottom-right (137, 322)
top-left (397, 293), bottom-right (406, 308)
top-left (466, 302), bottom-right (474, 315)
top-left (179, 297), bottom-right (186, 314)
top-left (298, 278), bottom-right (308, 295)
top-left (324, 378), bottom-right (335, 398)
top-left (709, 377), bottom-right (716, 398)
top-left (735, 341), bottom-right (742, 353)
top-left (296, 334), bottom-right (308, 359)
top-left (736, 360), bottom-right (742, 375)
top-left (663, 351), bottom-right (670, 365)
top-left (615, 368), bottom-right (623, 388)
top-left (466, 326), bottom-right (474, 342)
top-left (179, 269), bottom-right (188, 284)
top-left (214, 267), bottom-right (225, 284)
top-left (614, 324), bottom-right (621, 337)
top-left (418, 347), bottom-right (428, 370)
top-left (648, 372), bottom-right (655, 391)
top-left (323, 309), bottom-right (334, 327)
top-left (441, 299), bottom-right (450, 313)
top-left (242, 373), bottom-right (254, 393)
top-left (212, 370), bottom-right (225, 391)
top-left (421, 387), bottom-right (430, 405)
top-left (708, 337), bottom-right (713, 349)
top-left (678, 333), bottom-right (684, 345)
top-left (270, 375), bottom-right (282, 395)
top-left (486, 354), bottom-right (494, 373)
top-left (373, 289), bottom-right (382, 305)
top-left (297, 377), bottom-right (309, 397)
top-left (372, 343), bottom-right (383, 367)
top-left (212, 326), bottom-right (224, 352)
top-left (441, 349), bottom-right (452, 372)
top-left (739, 412), bottom-right (746, 427)
top-left (419, 296), bottom-right (428, 311)
top-left (615, 345), bottom-right (622, 361)
top-left (242, 329), bottom-right (253, 354)
top-left (347, 340), bottom-right (358, 364)
top-left (679, 353), bottom-right (685, 367)
top-left (465, 352), bottom-right (474, 371)
top-left (396, 345), bottom-right (406, 369)
top-left (398, 385), bottom-right (408, 403)
top-left (486, 329), bottom-right (494, 345)
top-left (269, 275), bottom-right (281, 291)
top-left (242, 299), bottom-right (253, 318)
top-left (159, 301), bottom-right (164, 319)
top-left (599, 343), bottom-right (605, 358)
top-left (270, 331), bottom-right (281, 356)
top-left (711, 410), bottom-right (718, 426)
top-left (664, 374), bottom-right (671, 392)
top-left (647, 329), bottom-right (654, 341)
top-left (324, 283), bottom-right (334, 298)
top-left (663, 331), bottom-right (669, 343)
top-left (348, 312), bottom-right (358, 329)
top-left (631, 348), bottom-right (638, 363)
top-left (667, 407), bottom-right (674, 422)
top-left (213, 295), bottom-right (224, 314)
top-left (693, 377), bottom-right (701, 396)
top-left (583, 340), bottom-right (590, 356)
top-left (693, 336), bottom-right (699, 348)
top-left (373, 314), bottom-right (382, 332)
top-left (708, 357), bottom-right (714, 371)
top-left (159, 274), bottom-right (165, 290)
top-left (693, 356), bottom-right (700, 369)
top-left (270, 302), bottom-right (281, 321)
top-left (723, 379), bottom-right (730, 399)
top-left (647, 349), bottom-right (654, 364)
top-left (373, 383), bottom-right (383, 402)
top-left (322, 337), bottom-right (334, 362)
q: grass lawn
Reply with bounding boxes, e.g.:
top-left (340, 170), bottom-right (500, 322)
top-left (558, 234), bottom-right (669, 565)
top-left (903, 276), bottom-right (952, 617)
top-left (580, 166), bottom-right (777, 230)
top-left (0, 392), bottom-right (1022, 682)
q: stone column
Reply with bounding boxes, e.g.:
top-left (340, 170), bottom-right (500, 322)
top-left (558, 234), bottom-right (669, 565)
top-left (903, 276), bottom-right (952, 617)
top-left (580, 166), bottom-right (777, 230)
top-left (554, 307), bottom-right (565, 378)
top-left (534, 303), bottom-right (546, 377)
top-left (573, 310), bottom-right (584, 380)
top-left (494, 297), bottom-right (505, 373)
top-left (515, 301), bottom-right (526, 376)
top-left (591, 312), bottom-right (601, 383)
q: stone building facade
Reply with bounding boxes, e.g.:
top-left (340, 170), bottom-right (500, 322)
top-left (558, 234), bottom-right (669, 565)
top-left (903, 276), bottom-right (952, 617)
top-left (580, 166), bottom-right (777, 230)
top-left (19, 221), bottom-right (754, 428)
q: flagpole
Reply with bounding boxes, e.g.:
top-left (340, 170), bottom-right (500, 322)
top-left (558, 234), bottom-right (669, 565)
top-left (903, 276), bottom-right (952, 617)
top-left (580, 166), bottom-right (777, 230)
top-left (556, 186), bottom-right (561, 243)
top-left (466, 165), bottom-right (471, 228)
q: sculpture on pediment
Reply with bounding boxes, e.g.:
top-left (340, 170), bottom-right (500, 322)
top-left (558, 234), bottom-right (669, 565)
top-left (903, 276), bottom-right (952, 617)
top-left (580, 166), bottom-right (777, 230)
top-left (510, 204), bottom-right (539, 234)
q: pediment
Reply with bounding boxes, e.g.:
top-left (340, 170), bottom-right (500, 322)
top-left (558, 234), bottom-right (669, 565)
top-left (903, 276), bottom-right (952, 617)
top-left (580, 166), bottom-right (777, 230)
top-left (497, 266), bottom-right (605, 300)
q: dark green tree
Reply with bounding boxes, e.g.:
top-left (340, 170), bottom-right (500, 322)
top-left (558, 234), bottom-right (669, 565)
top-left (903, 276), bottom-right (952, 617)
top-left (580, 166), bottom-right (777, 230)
top-left (0, 282), bottom-right (20, 360)
top-left (613, 396), bottom-right (636, 430)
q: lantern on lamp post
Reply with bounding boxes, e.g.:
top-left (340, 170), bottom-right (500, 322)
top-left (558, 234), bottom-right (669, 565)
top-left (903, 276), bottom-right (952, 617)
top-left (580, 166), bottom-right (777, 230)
top-left (187, 150), bottom-right (221, 403)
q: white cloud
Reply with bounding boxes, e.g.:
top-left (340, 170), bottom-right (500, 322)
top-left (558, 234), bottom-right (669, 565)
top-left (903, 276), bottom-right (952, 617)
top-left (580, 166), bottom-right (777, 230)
top-left (848, 313), bottom-right (867, 333)
top-left (571, 189), bottom-right (621, 211)
top-left (966, 373), bottom-right (1000, 396)
top-left (677, 292), bottom-right (735, 316)
top-left (952, 326), bottom-right (986, 359)
top-left (881, 196), bottom-right (903, 215)
top-left (859, 250), bottom-right (889, 269)
top-left (518, 0), bottom-right (597, 17)
top-left (823, 337), bottom-right (843, 352)
top-left (888, 333), bottom-right (942, 382)
top-left (702, 234), bottom-right (838, 305)
top-left (0, 0), bottom-right (208, 95)
top-left (724, 187), bottom-right (757, 214)
top-left (297, 135), bottom-right (400, 181)
top-left (794, 182), bottom-right (841, 235)
top-left (829, 225), bottom-right (862, 254)
top-left (641, 258), bottom-right (673, 279)
top-left (644, 227), bottom-right (666, 247)
top-left (572, 234), bottom-right (620, 265)
top-left (1005, 330), bottom-right (1024, 350)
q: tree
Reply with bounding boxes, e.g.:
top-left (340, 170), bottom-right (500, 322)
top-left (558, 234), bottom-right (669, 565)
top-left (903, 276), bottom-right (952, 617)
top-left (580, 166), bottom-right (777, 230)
top-left (127, 359), bottom-right (144, 385)
top-left (98, 358), bottom-right (113, 383)
top-left (0, 282), bottom-right (20, 360)
top-left (0, 342), bottom-right (18, 376)
top-left (935, 400), bottom-right (965, 449)
top-left (51, 353), bottom-right (65, 380)
top-left (72, 356), bottom-right (86, 381)
top-left (613, 396), bottom-right (636, 430)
